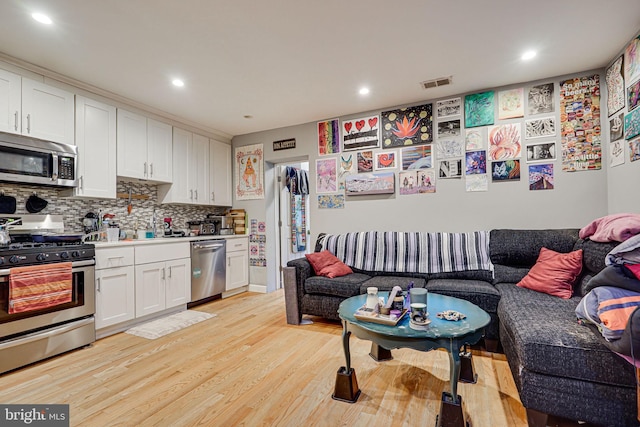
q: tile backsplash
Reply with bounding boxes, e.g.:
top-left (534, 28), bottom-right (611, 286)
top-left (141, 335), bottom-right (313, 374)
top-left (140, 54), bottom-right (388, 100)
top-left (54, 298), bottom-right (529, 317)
top-left (0, 181), bottom-right (228, 234)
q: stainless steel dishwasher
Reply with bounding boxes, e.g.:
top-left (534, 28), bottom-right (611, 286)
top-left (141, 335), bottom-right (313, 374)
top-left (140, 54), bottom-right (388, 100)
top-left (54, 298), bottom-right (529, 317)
top-left (189, 239), bottom-right (226, 306)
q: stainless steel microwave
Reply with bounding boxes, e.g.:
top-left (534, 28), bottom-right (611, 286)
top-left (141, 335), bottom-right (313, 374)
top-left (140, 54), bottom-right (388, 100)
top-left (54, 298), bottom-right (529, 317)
top-left (0, 132), bottom-right (78, 187)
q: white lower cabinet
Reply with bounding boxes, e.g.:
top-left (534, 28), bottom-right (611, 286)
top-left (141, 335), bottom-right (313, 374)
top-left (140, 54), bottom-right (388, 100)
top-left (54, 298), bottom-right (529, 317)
top-left (226, 238), bottom-right (249, 291)
top-left (135, 257), bottom-right (190, 317)
top-left (95, 266), bottom-right (135, 329)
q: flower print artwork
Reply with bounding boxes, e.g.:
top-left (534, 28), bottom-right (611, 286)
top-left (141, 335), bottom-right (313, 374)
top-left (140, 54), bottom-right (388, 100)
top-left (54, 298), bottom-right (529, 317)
top-left (381, 104), bottom-right (433, 148)
top-left (488, 124), bottom-right (521, 160)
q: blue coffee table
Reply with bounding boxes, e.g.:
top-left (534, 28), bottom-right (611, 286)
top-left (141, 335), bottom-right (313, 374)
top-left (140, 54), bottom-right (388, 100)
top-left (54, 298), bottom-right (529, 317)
top-left (333, 292), bottom-right (490, 427)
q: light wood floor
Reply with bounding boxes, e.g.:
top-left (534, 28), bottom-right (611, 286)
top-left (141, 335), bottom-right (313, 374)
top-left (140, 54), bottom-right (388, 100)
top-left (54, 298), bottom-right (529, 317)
top-left (0, 290), bottom-right (530, 426)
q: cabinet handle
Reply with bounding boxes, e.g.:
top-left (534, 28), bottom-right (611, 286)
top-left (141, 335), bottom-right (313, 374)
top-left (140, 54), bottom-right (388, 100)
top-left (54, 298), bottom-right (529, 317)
top-left (150, 163), bottom-right (154, 177)
top-left (79, 175), bottom-right (83, 190)
top-left (228, 258), bottom-right (231, 267)
top-left (14, 111), bottom-right (18, 131)
top-left (211, 192), bottom-right (215, 201)
top-left (107, 256), bottom-right (124, 260)
top-left (190, 189), bottom-right (193, 200)
top-left (26, 114), bottom-right (31, 133)
top-left (97, 277), bottom-right (101, 292)
top-left (144, 162), bottom-right (148, 177)
top-left (195, 190), bottom-right (198, 200)
top-left (162, 268), bottom-right (165, 280)
top-left (168, 266), bottom-right (172, 278)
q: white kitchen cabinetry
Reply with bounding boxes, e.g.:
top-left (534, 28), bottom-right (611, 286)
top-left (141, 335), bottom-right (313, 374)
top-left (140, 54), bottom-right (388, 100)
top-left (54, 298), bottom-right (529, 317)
top-left (209, 139), bottom-right (232, 206)
top-left (116, 109), bottom-right (173, 183)
top-left (158, 128), bottom-right (209, 205)
top-left (95, 247), bottom-right (136, 330)
top-left (226, 238), bottom-right (249, 291)
top-left (0, 68), bottom-right (74, 145)
top-left (134, 242), bottom-right (191, 317)
top-left (74, 96), bottom-right (116, 198)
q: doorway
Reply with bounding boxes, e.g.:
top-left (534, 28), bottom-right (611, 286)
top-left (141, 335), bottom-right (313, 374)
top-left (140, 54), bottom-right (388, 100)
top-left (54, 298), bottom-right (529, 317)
top-left (276, 161), bottom-right (310, 289)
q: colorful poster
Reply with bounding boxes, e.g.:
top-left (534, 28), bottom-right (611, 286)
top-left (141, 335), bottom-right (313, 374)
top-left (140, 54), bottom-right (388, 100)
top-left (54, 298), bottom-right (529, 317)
top-left (627, 79), bottom-right (640, 111)
top-left (464, 91), bottom-right (494, 128)
top-left (559, 74), bottom-right (601, 171)
top-left (416, 170), bottom-right (436, 193)
top-left (609, 139), bottom-right (625, 167)
top-left (374, 151), bottom-right (397, 170)
top-left (492, 160), bottom-right (520, 182)
top-left (630, 138), bottom-right (640, 162)
top-left (525, 117), bottom-right (556, 139)
top-left (345, 172), bottom-right (395, 195)
top-left (399, 170), bottom-right (435, 194)
top-left (436, 98), bottom-right (461, 118)
top-left (357, 150), bottom-right (373, 172)
top-left (438, 159), bottom-right (462, 178)
top-left (526, 142), bottom-right (556, 162)
top-left (235, 143), bottom-right (264, 200)
top-left (315, 158), bottom-right (337, 193)
top-left (529, 164), bottom-right (554, 190)
top-left (527, 83), bottom-right (555, 115)
top-left (400, 145), bottom-right (432, 170)
top-left (625, 108), bottom-right (640, 140)
top-left (624, 35), bottom-right (640, 84)
top-left (338, 153), bottom-right (356, 190)
top-left (381, 103), bottom-right (433, 148)
top-left (318, 194), bottom-right (345, 209)
top-left (606, 55), bottom-right (625, 116)
top-left (317, 119), bottom-right (340, 156)
top-left (436, 139), bottom-right (464, 159)
top-left (488, 124), bottom-right (521, 160)
top-left (465, 150), bottom-right (487, 175)
top-left (498, 88), bottom-right (524, 119)
top-left (465, 129), bottom-right (484, 150)
top-left (341, 115), bottom-right (380, 151)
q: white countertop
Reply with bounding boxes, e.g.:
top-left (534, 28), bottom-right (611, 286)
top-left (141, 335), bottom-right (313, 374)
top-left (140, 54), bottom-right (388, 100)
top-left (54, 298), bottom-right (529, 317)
top-left (92, 234), bottom-right (248, 248)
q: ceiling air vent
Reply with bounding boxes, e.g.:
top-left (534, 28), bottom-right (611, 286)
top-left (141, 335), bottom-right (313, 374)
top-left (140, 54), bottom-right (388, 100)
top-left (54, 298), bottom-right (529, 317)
top-left (420, 76), bottom-right (453, 90)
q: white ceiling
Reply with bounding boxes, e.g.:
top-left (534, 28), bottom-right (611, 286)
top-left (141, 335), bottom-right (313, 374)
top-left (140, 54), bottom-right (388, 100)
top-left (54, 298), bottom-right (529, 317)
top-left (0, 1), bottom-right (639, 139)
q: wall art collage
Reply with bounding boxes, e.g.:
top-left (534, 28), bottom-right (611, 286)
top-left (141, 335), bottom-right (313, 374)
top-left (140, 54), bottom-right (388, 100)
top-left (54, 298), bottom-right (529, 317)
top-left (606, 33), bottom-right (640, 167)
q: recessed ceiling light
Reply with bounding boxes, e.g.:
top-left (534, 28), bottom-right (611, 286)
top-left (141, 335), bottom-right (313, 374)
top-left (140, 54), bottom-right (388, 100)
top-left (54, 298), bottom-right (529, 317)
top-left (359, 87), bottom-right (370, 95)
top-left (521, 50), bottom-right (537, 61)
top-left (32, 12), bottom-right (52, 25)
top-left (172, 79), bottom-right (185, 87)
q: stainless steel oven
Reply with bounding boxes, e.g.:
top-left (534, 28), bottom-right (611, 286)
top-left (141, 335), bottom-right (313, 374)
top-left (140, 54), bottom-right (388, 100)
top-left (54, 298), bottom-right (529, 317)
top-left (0, 215), bottom-right (95, 374)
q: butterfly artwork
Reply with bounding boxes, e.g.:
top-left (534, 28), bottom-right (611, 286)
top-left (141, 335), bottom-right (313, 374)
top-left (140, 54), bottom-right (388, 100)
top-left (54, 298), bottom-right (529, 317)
top-left (338, 154), bottom-right (356, 190)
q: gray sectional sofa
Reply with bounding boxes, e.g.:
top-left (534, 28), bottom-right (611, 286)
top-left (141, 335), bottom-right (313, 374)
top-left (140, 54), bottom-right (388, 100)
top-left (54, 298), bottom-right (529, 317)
top-left (284, 229), bottom-right (639, 427)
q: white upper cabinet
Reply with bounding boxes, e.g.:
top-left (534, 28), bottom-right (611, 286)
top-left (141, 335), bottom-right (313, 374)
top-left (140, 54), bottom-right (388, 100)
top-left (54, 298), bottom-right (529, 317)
top-left (209, 139), bottom-right (232, 206)
top-left (116, 109), bottom-right (172, 183)
top-left (0, 69), bottom-right (74, 145)
top-left (74, 96), bottom-right (117, 198)
top-left (158, 128), bottom-right (209, 205)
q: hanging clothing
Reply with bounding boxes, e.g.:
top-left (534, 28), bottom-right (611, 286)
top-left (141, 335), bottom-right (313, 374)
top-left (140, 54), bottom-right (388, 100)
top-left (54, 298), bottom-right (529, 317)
top-left (285, 167), bottom-right (309, 195)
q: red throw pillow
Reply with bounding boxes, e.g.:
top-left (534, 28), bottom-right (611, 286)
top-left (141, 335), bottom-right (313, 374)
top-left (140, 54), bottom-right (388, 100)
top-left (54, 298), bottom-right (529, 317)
top-left (305, 251), bottom-right (353, 278)
top-left (517, 247), bottom-right (583, 299)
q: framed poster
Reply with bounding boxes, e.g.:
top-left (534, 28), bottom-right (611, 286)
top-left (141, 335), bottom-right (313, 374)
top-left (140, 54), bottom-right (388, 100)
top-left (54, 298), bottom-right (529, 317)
top-left (317, 119), bottom-right (340, 156)
top-left (498, 88), bottom-right (524, 119)
top-left (341, 115), bottom-right (380, 151)
top-left (610, 113), bottom-right (624, 142)
top-left (465, 150), bottom-right (487, 175)
top-left (400, 145), bottom-right (432, 170)
top-left (627, 79), bottom-right (640, 111)
top-left (235, 143), bottom-right (264, 200)
top-left (529, 164), bottom-right (554, 190)
top-left (492, 160), bottom-right (521, 182)
top-left (436, 97), bottom-right (461, 119)
top-left (315, 158), bottom-right (337, 193)
top-left (464, 91), bottom-right (494, 128)
top-left (488, 124), bottom-right (521, 160)
top-left (525, 117), bottom-right (556, 139)
top-left (437, 119), bottom-right (461, 138)
top-left (624, 35), bottom-right (640, 84)
top-left (606, 55), bottom-right (625, 116)
top-left (381, 103), bottom-right (433, 148)
top-left (527, 83), bottom-right (555, 115)
top-left (624, 108), bottom-right (640, 140)
top-left (357, 150), bottom-right (374, 173)
top-left (374, 151), bottom-right (397, 170)
top-left (438, 159), bottom-right (462, 178)
top-left (345, 172), bottom-right (395, 195)
top-left (526, 142), bottom-right (556, 162)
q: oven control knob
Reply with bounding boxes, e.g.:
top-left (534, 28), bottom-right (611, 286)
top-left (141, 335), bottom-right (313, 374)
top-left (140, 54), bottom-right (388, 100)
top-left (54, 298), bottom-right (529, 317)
top-left (60, 252), bottom-right (70, 260)
top-left (72, 251), bottom-right (80, 258)
top-left (9, 255), bottom-right (19, 264)
top-left (36, 253), bottom-right (46, 261)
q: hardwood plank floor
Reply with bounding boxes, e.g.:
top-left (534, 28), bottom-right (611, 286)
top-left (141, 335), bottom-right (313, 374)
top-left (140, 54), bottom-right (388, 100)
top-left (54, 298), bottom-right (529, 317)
top-left (0, 290), bottom-right (577, 426)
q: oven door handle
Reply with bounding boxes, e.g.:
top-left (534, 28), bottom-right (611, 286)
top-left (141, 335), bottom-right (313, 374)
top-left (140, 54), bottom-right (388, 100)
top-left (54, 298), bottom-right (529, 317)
top-left (0, 316), bottom-right (94, 350)
top-left (0, 259), bottom-right (95, 276)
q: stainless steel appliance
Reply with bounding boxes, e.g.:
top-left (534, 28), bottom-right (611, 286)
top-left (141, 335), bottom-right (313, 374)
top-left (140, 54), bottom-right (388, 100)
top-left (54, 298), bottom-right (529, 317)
top-left (0, 214), bottom-right (95, 374)
top-left (189, 239), bottom-right (226, 306)
top-left (0, 132), bottom-right (78, 187)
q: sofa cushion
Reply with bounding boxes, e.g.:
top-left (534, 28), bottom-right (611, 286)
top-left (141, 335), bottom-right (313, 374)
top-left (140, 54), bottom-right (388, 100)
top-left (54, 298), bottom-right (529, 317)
top-left (493, 264), bottom-right (529, 284)
top-left (305, 250), bottom-right (353, 278)
top-left (426, 279), bottom-right (501, 313)
top-left (496, 282), bottom-right (636, 387)
top-left (303, 273), bottom-right (371, 298)
top-left (516, 247), bottom-right (583, 299)
top-left (427, 269), bottom-right (493, 282)
top-left (490, 229), bottom-right (579, 267)
top-left (573, 238), bottom-right (619, 275)
top-left (359, 276), bottom-right (426, 294)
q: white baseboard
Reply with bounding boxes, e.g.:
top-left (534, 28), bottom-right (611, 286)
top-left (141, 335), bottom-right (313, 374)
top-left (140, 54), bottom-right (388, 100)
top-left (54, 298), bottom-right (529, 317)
top-left (248, 284), bottom-right (267, 293)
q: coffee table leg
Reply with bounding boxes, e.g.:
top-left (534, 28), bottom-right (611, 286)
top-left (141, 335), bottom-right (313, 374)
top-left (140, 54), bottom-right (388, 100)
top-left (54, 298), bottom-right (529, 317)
top-left (435, 345), bottom-right (466, 427)
top-left (459, 344), bottom-right (478, 384)
top-left (332, 320), bottom-right (361, 403)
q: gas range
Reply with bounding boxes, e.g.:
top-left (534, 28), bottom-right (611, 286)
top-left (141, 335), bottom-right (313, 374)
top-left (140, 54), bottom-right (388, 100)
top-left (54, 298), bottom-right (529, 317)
top-left (0, 241), bottom-right (95, 266)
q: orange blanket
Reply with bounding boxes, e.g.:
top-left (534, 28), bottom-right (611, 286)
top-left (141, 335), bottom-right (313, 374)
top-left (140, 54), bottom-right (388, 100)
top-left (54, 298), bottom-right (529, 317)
top-left (9, 262), bottom-right (73, 314)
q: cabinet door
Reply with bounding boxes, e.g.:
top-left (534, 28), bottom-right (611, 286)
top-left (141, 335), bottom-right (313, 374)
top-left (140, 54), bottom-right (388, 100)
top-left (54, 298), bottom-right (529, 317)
top-left (147, 118), bottom-right (173, 183)
top-left (117, 109), bottom-right (147, 179)
top-left (75, 96), bottom-right (116, 198)
top-left (162, 127), bottom-right (192, 203)
top-left (209, 139), bottom-right (232, 206)
top-left (21, 78), bottom-right (75, 145)
top-left (135, 261), bottom-right (166, 317)
top-left (192, 134), bottom-right (210, 205)
top-left (165, 258), bottom-right (191, 308)
top-left (95, 266), bottom-right (135, 329)
top-left (226, 250), bottom-right (249, 291)
top-left (0, 68), bottom-right (21, 135)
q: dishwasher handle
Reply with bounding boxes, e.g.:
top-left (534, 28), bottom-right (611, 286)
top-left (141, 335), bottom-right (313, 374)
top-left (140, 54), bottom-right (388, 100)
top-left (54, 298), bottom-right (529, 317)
top-left (192, 242), bottom-right (225, 250)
